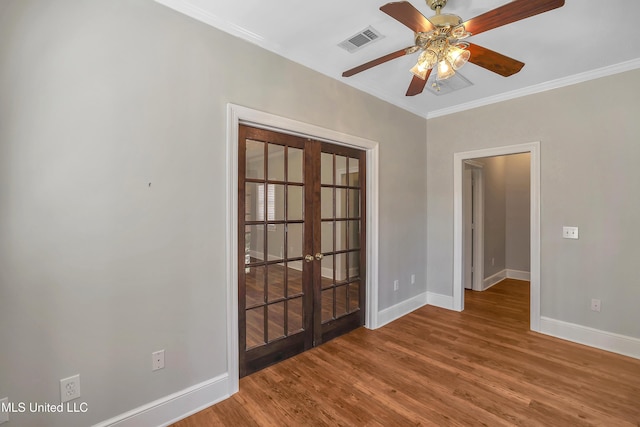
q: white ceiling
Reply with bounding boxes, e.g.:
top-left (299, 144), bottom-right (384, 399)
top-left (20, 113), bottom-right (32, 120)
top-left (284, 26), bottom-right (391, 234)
top-left (156, 0), bottom-right (640, 118)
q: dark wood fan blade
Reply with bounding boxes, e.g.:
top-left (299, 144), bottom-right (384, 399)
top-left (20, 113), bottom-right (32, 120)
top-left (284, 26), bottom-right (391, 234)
top-left (467, 43), bottom-right (524, 77)
top-left (342, 46), bottom-right (414, 77)
top-left (406, 70), bottom-right (431, 96)
top-left (380, 1), bottom-right (435, 33)
top-left (462, 0), bottom-right (564, 36)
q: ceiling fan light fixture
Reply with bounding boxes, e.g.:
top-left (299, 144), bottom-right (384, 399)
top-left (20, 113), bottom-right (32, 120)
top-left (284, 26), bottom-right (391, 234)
top-left (447, 45), bottom-right (470, 70)
top-left (419, 49), bottom-right (437, 68)
top-left (410, 62), bottom-right (429, 80)
top-left (436, 59), bottom-right (455, 80)
top-left (410, 49), bottom-right (437, 80)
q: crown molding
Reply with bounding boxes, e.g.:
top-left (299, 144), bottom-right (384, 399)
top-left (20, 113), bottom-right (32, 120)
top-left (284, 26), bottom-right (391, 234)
top-left (427, 58), bottom-right (640, 119)
top-left (155, 0), bottom-right (266, 45)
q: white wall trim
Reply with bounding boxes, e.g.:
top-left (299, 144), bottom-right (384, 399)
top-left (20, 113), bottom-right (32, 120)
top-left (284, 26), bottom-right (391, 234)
top-left (154, 0), bottom-right (267, 47)
top-left (482, 270), bottom-right (507, 291)
top-left (377, 293), bottom-right (428, 328)
top-left (481, 269), bottom-right (531, 291)
top-left (506, 269), bottom-right (530, 281)
top-left (92, 375), bottom-right (229, 427)
top-left (427, 58), bottom-right (640, 119)
top-left (453, 142), bottom-right (541, 332)
top-left (539, 317), bottom-right (640, 360)
top-left (427, 292), bottom-right (455, 310)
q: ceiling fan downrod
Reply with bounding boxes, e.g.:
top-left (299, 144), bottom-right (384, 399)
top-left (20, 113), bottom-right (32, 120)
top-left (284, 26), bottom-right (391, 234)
top-left (427, 0), bottom-right (448, 13)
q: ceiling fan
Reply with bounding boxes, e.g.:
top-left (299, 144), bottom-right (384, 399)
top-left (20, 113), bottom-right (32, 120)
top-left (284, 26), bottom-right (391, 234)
top-left (342, 0), bottom-right (565, 96)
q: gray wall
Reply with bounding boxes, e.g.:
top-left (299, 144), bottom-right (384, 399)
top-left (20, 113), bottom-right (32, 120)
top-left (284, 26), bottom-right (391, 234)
top-left (505, 153), bottom-right (530, 272)
top-left (478, 156), bottom-right (507, 278)
top-left (426, 68), bottom-right (640, 339)
top-left (0, 1), bottom-right (427, 426)
top-left (477, 153), bottom-right (530, 278)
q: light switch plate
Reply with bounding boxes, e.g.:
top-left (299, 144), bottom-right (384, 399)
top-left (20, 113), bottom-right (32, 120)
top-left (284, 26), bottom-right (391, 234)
top-left (563, 226), bottom-right (579, 239)
top-left (152, 350), bottom-right (165, 371)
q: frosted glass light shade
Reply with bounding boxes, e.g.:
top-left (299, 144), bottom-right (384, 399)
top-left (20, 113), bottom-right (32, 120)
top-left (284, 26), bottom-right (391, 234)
top-left (447, 46), bottom-right (470, 70)
top-left (418, 50), bottom-right (437, 69)
top-left (410, 63), bottom-right (429, 80)
top-left (436, 60), bottom-right (455, 80)
top-left (409, 49), bottom-right (437, 80)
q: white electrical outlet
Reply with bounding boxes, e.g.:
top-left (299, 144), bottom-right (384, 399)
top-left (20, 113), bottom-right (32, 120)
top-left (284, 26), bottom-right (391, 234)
top-left (591, 299), bottom-right (601, 312)
top-left (152, 350), bottom-right (165, 371)
top-left (393, 279), bottom-right (399, 291)
top-left (0, 397), bottom-right (9, 424)
top-left (411, 274), bottom-right (415, 285)
top-left (60, 374), bottom-right (81, 403)
top-left (563, 226), bottom-right (579, 239)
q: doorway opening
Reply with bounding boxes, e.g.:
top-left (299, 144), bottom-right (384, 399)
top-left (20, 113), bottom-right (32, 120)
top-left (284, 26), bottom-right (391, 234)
top-left (453, 142), bottom-right (541, 331)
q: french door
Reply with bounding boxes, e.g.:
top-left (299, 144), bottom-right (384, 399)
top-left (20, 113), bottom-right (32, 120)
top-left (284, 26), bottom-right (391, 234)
top-left (238, 125), bottom-right (366, 377)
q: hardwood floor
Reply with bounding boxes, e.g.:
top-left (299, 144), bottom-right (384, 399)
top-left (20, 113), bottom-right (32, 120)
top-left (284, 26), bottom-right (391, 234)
top-left (173, 279), bottom-right (640, 426)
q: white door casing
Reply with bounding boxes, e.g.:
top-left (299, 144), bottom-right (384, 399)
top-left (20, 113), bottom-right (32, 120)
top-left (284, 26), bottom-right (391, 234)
top-left (453, 142), bottom-right (540, 331)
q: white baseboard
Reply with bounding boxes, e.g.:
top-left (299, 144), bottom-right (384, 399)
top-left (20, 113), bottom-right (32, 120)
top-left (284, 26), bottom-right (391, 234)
top-left (376, 292), bottom-right (428, 328)
top-left (506, 269), bottom-right (530, 281)
top-left (539, 317), bottom-right (640, 360)
top-left (482, 269), bottom-right (530, 290)
top-left (427, 292), bottom-right (455, 310)
top-left (93, 374), bottom-right (230, 427)
top-left (482, 270), bottom-right (507, 290)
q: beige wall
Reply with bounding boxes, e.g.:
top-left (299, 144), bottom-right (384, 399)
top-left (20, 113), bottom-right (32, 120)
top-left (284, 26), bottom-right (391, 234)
top-left (0, 1), bottom-right (427, 426)
top-left (505, 153), bottom-right (530, 272)
top-left (476, 153), bottom-right (530, 279)
top-left (478, 155), bottom-right (507, 278)
top-left (427, 68), bottom-right (640, 339)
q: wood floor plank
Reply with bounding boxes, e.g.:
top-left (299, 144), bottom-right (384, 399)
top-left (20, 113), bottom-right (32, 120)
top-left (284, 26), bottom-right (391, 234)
top-left (172, 280), bottom-right (640, 426)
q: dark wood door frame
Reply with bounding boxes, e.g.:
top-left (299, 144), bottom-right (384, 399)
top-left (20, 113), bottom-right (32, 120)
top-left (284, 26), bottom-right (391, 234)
top-left (238, 125), bottom-right (366, 377)
top-left (226, 103), bottom-right (380, 395)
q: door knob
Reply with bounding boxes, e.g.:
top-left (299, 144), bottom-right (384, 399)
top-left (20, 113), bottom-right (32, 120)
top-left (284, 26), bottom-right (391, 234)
top-left (305, 254), bottom-right (314, 263)
top-left (315, 253), bottom-right (323, 261)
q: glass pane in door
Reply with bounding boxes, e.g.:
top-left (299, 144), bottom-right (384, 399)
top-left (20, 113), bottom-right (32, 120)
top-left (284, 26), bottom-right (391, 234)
top-left (288, 186), bottom-right (304, 220)
top-left (268, 302), bottom-right (285, 341)
top-left (246, 140), bottom-right (265, 180)
top-left (288, 297), bottom-right (303, 333)
top-left (245, 265), bottom-right (265, 307)
top-left (267, 263), bottom-right (286, 302)
top-left (288, 147), bottom-right (304, 183)
top-left (246, 307), bottom-right (265, 349)
top-left (321, 152), bottom-right (333, 185)
top-left (268, 144), bottom-right (285, 181)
